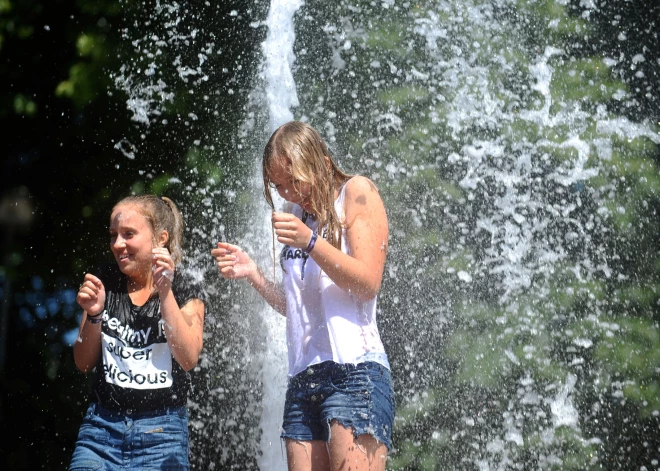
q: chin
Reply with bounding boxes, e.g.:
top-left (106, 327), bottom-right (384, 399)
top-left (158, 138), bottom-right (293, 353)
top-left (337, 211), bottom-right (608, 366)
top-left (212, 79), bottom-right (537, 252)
top-left (116, 261), bottom-right (135, 275)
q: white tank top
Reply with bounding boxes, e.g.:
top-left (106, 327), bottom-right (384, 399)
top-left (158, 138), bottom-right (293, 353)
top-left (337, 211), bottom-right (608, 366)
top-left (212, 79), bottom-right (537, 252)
top-left (280, 179), bottom-right (390, 377)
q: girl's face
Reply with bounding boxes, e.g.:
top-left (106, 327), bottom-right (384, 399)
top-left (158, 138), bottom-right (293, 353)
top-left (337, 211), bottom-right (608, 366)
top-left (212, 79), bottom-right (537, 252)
top-left (268, 157), bottom-right (314, 214)
top-left (109, 203), bottom-right (155, 280)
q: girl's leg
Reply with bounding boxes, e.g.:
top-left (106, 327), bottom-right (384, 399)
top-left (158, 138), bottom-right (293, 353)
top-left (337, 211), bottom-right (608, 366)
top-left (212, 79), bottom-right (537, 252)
top-left (285, 439), bottom-right (330, 471)
top-left (326, 421), bottom-right (388, 471)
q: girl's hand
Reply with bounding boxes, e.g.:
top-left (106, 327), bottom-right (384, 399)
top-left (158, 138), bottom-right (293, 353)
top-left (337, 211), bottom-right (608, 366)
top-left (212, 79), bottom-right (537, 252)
top-left (272, 212), bottom-right (313, 250)
top-left (77, 274), bottom-right (106, 316)
top-left (211, 242), bottom-right (257, 280)
top-left (152, 247), bottom-right (175, 294)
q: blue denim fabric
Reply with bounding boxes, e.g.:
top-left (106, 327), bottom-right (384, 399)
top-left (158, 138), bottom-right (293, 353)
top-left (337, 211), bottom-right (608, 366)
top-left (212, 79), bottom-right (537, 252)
top-left (69, 403), bottom-right (189, 471)
top-left (281, 361), bottom-right (396, 450)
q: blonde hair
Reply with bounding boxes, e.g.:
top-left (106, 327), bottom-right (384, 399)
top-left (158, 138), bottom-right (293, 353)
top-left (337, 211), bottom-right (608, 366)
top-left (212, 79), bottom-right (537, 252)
top-left (112, 195), bottom-right (185, 266)
top-left (262, 121), bottom-right (351, 250)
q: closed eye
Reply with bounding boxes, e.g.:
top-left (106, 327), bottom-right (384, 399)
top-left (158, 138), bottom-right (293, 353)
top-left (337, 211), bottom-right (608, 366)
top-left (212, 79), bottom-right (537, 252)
top-left (110, 230), bottom-right (134, 241)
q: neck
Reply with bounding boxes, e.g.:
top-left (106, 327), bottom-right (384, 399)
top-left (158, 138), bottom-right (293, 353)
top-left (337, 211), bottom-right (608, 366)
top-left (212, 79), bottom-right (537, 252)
top-left (127, 275), bottom-right (152, 293)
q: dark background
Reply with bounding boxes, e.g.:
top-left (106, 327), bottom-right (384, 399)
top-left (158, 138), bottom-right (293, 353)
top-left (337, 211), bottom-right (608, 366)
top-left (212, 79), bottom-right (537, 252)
top-left (0, 0), bottom-right (267, 468)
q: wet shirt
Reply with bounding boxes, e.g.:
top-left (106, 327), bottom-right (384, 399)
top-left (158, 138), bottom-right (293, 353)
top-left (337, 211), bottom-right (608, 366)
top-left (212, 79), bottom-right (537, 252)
top-left (280, 179), bottom-right (390, 377)
top-left (89, 264), bottom-right (206, 412)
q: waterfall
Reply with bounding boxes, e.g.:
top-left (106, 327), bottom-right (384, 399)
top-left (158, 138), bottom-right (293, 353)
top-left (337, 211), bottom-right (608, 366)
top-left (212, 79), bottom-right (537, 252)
top-left (257, 1), bottom-right (304, 469)
top-left (263, 0), bottom-right (304, 132)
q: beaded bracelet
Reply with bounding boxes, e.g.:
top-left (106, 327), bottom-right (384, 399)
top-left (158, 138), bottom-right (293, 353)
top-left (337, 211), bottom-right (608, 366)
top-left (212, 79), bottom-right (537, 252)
top-left (304, 231), bottom-right (318, 253)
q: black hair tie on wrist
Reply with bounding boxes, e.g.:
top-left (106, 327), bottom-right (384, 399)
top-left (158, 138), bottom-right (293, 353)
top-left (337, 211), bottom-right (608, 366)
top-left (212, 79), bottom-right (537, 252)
top-left (87, 311), bottom-right (103, 324)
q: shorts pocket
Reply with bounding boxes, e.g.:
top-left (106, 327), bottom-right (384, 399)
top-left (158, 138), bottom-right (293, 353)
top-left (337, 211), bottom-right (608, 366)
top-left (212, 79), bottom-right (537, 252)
top-left (140, 415), bottom-right (188, 447)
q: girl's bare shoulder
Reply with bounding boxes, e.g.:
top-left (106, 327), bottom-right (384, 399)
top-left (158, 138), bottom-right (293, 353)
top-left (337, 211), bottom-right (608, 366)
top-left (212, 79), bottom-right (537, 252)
top-left (345, 175), bottom-right (382, 205)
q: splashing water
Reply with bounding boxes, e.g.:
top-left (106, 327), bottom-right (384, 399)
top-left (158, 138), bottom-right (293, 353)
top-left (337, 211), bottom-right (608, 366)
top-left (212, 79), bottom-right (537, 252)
top-left (263, 0), bottom-right (304, 131)
top-left (256, 2), bottom-right (304, 469)
top-left (114, 0), bottom-right (660, 469)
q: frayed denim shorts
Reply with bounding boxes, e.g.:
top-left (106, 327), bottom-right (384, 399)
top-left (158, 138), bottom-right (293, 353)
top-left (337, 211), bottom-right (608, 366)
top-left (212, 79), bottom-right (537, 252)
top-left (68, 403), bottom-right (189, 471)
top-left (281, 361), bottom-right (395, 450)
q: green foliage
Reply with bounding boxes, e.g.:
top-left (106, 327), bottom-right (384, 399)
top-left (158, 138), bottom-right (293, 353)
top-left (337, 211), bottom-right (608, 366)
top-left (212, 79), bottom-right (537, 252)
top-left (593, 316), bottom-right (660, 414)
top-left (365, 21), bottom-right (409, 53)
top-left (551, 59), bottom-right (622, 103)
top-left (76, 0), bottom-right (122, 16)
top-left (56, 62), bottom-right (106, 107)
top-left (13, 93), bottom-right (36, 115)
top-left (296, 0), bottom-right (660, 469)
top-left (378, 86), bottom-right (431, 107)
top-left (76, 32), bottom-right (108, 60)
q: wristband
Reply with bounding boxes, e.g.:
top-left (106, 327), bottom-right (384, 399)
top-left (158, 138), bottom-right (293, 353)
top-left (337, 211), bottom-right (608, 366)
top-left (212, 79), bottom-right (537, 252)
top-left (304, 231), bottom-right (318, 253)
top-left (87, 311), bottom-right (103, 324)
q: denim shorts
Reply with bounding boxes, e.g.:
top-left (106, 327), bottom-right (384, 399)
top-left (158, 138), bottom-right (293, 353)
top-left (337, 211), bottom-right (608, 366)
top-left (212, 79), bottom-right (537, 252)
top-left (281, 361), bottom-right (395, 450)
top-left (69, 403), bottom-right (189, 471)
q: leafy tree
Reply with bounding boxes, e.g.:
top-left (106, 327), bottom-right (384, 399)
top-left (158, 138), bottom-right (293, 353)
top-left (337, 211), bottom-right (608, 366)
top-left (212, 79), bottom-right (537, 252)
top-left (1, 0), bottom-right (266, 468)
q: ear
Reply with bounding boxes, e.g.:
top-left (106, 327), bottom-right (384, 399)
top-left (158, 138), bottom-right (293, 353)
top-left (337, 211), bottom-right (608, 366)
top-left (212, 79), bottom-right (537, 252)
top-left (324, 155), bottom-right (331, 169)
top-left (157, 230), bottom-right (169, 248)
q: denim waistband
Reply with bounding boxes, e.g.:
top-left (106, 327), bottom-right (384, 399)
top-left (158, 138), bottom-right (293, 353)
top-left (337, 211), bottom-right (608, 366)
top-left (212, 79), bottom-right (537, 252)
top-left (291, 360), bottom-right (391, 383)
top-left (92, 402), bottom-right (187, 419)
top-left (356, 352), bottom-right (390, 370)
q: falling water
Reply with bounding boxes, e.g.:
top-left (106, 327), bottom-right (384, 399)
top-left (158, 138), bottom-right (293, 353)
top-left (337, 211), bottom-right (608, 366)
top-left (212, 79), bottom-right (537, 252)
top-left (113, 0), bottom-right (660, 469)
top-left (290, 1), bottom-right (659, 469)
top-left (255, 1), bottom-right (304, 469)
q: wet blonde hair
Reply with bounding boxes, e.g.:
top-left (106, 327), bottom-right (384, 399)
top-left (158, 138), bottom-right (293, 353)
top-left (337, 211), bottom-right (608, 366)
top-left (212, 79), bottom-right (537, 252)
top-left (262, 121), bottom-right (352, 250)
top-left (112, 195), bottom-right (185, 266)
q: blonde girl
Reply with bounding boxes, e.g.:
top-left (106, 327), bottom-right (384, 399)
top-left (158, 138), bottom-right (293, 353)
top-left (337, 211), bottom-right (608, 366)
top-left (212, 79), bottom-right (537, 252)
top-left (212, 121), bottom-right (394, 471)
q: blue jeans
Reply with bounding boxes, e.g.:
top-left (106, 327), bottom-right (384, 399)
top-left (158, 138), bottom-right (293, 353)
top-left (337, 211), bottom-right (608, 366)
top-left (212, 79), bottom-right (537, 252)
top-left (69, 403), bottom-right (189, 471)
top-left (281, 361), bottom-right (396, 450)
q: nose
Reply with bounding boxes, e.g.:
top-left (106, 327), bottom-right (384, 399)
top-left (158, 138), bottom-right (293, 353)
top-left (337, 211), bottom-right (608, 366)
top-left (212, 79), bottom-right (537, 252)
top-left (112, 235), bottom-right (126, 249)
